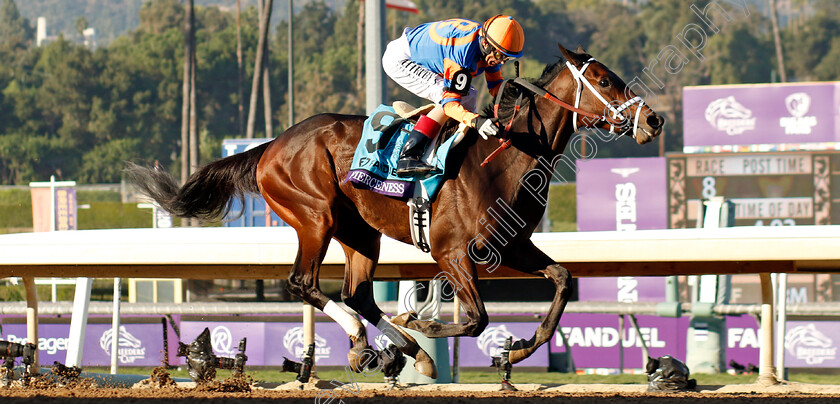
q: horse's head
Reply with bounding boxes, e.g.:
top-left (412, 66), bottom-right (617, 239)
top-left (556, 43), bottom-right (665, 144)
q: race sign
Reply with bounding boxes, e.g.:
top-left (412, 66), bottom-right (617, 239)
top-left (668, 151), bottom-right (840, 228)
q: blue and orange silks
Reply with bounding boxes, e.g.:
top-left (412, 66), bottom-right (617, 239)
top-left (404, 18), bottom-right (503, 126)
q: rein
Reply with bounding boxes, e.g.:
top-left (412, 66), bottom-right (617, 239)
top-left (480, 58), bottom-right (645, 167)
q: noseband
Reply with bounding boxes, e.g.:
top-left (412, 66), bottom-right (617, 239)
top-left (481, 58), bottom-right (645, 167)
top-left (567, 58), bottom-right (645, 138)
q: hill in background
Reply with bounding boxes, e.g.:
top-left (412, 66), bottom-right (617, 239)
top-left (14, 0), bottom-right (801, 47)
top-left (14, 0), bottom-right (347, 46)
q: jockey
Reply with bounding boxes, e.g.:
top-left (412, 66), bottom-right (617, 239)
top-left (382, 15), bottom-right (525, 176)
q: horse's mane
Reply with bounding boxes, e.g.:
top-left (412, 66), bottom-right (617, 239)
top-left (438, 58), bottom-right (568, 140)
top-left (479, 60), bottom-right (567, 122)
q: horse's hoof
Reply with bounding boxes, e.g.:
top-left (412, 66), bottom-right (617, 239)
top-left (413, 350), bottom-right (438, 379)
top-left (390, 311), bottom-right (416, 328)
top-left (348, 346), bottom-right (377, 372)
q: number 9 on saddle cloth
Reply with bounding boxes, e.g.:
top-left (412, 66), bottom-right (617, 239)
top-left (345, 104), bottom-right (461, 200)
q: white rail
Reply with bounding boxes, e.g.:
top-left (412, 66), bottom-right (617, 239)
top-left (3, 301), bottom-right (839, 316)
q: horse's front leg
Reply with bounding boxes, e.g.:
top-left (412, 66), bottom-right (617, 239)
top-left (503, 241), bottom-right (573, 364)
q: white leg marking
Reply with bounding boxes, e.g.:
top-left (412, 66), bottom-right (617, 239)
top-left (323, 300), bottom-right (364, 340)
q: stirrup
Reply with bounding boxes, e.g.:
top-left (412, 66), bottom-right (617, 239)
top-left (396, 158), bottom-right (434, 176)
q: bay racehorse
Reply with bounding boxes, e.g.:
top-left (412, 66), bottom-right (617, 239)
top-left (126, 44), bottom-right (664, 378)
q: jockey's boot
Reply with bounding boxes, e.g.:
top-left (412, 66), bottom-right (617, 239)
top-left (396, 115), bottom-right (441, 177)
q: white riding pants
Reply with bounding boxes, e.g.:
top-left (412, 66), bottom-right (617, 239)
top-left (382, 28), bottom-right (477, 111)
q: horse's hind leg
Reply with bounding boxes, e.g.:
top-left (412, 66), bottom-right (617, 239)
top-left (335, 224), bottom-right (438, 379)
top-left (258, 173), bottom-right (367, 360)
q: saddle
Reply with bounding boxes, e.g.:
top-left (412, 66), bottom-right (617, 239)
top-left (345, 102), bottom-right (468, 253)
top-left (392, 101), bottom-right (435, 120)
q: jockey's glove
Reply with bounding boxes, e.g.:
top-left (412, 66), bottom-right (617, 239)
top-left (471, 116), bottom-right (500, 140)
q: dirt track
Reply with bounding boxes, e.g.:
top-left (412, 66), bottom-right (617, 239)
top-left (3, 381), bottom-right (840, 403)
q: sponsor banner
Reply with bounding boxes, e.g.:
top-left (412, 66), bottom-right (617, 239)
top-left (549, 314), bottom-right (763, 370)
top-left (578, 277), bottom-right (667, 303)
top-left (458, 322), bottom-right (549, 368)
top-left (0, 323), bottom-right (164, 367)
top-left (550, 314), bottom-right (684, 369)
top-left (725, 314), bottom-right (761, 368)
top-left (54, 188), bottom-right (77, 231)
top-left (265, 322), bottom-right (349, 366)
top-left (785, 321), bottom-right (840, 367)
top-left (180, 322), bottom-right (267, 366)
top-left (364, 321), bottom-right (549, 368)
top-left (683, 83), bottom-right (840, 150)
top-left (576, 157), bottom-right (668, 232)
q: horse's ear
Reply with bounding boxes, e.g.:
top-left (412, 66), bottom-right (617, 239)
top-left (576, 44), bottom-right (587, 54)
top-left (557, 43), bottom-right (579, 66)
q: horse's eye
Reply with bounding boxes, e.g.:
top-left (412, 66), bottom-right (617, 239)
top-left (599, 79), bottom-right (610, 87)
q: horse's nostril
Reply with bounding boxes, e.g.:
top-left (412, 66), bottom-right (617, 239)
top-left (647, 114), bottom-right (664, 129)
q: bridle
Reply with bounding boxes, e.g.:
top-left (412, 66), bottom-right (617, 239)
top-left (566, 57), bottom-right (645, 137)
top-left (480, 58), bottom-right (645, 167)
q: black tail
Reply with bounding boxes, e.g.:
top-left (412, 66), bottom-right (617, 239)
top-left (124, 142), bottom-right (271, 221)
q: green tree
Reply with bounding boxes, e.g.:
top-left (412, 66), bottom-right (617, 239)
top-left (74, 16), bottom-right (88, 37)
top-left (0, 0), bottom-right (34, 50)
top-left (783, 0), bottom-right (840, 81)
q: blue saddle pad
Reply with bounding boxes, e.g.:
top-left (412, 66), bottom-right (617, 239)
top-left (345, 104), bottom-right (458, 200)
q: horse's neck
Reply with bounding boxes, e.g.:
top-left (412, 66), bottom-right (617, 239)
top-left (461, 91), bottom-right (579, 225)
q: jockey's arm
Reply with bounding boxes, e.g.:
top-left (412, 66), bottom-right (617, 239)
top-left (441, 94), bottom-right (479, 126)
top-left (484, 64), bottom-right (503, 99)
top-left (440, 58), bottom-right (502, 126)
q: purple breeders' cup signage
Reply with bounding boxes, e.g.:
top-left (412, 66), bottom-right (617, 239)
top-left (784, 321), bottom-right (840, 367)
top-left (264, 322), bottom-right (350, 366)
top-left (365, 322), bottom-right (549, 368)
top-left (576, 157), bottom-right (668, 303)
top-left (683, 83), bottom-right (840, 149)
top-left (180, 322), bottom-right (266, 366)
top-left (549, 313), bottom-right (683, 369)
top-left (1, 323), bottom-right (164, 367)
top-left (82, 324), bottom-right (166, 367)
top-left (576, 157), bottom-right (668, 232)
top-left (54, 188), bottom-right (77, 231)
top-left (460, 322), bottom-right (548, 367)
top-left (578, 277), bottom-right (666, 302)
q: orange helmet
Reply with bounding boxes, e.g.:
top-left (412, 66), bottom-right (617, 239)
top-left (481, 15), bottom-right (524, 58)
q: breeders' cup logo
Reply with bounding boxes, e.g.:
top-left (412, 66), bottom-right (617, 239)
top-left (780, 92), bottom-right (817, 135)
top-left (704, 96), bottom-right (756, 135)
top-left (211, 326), bottom-right (237, 355)
top-left (282, 326), bottom-right (331, 360)
top-left (477, 325), bottom-right (517, 357)
top-left (610, 167), bottom-right (640, 178)
top-left (99, 326), bottom-right (146, 364)
top-left (785, 324), bottom-right (837, 365)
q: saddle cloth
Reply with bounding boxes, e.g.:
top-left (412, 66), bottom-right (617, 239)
top-left (345, 104), bottom-right (458, 201)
